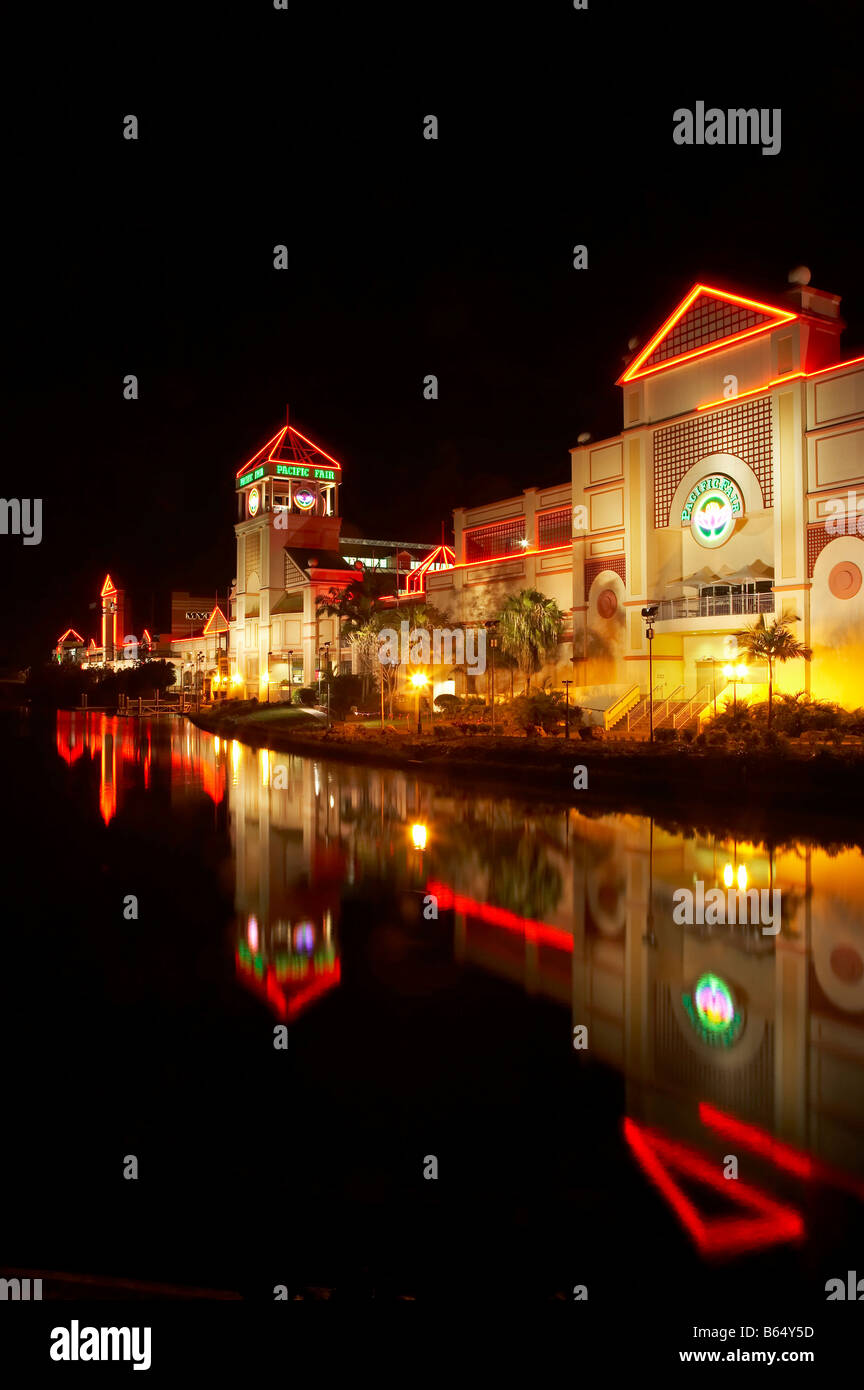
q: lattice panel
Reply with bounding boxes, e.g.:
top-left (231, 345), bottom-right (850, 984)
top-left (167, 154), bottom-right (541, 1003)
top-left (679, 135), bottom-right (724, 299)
top-left (653, 397), bottom-right (772, 528)
top-left (464, 516), bottom-right (526, 563)
top-left (585, 555), bottom-right (626, 592)
top-left (807, 524), bottom-right (835, 577)
top-left (643, 297), bottom-right (775, 370)
top-left (537, 506), bottom-right (571, 550)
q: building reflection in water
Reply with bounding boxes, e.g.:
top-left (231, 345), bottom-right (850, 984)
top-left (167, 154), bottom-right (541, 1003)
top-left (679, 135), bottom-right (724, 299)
top-left (56, 711), bottom-right (864, 1258)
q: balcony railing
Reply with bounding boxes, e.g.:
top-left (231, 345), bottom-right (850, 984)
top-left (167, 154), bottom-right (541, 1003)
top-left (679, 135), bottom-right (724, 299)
top-left (656, 593), bottom-right (775, 621)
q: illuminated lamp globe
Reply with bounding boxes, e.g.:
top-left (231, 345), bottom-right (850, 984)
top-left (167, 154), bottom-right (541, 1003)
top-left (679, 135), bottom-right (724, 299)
top-left (788, 265), bottom-right (811, 286)
top-left (577, 432), bottom-right (591, 445)
top-left (627, 336), bottom-right (640, 351)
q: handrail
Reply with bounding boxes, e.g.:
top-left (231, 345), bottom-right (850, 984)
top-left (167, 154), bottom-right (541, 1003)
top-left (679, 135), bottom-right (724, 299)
top-left (605, 683), bottom-right (641, 730)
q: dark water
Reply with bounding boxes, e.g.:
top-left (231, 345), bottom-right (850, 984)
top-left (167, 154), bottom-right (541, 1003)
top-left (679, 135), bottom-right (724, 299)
top-left (2, 710), bottom-right (863, 1305)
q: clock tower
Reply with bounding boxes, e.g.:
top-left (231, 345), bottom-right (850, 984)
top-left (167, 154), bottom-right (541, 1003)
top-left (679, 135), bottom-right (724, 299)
top-left (232, 412), bottom-right (352, 698)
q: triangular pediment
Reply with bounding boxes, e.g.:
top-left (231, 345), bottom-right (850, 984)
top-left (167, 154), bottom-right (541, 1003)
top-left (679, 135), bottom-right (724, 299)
top-left (618, 284), bottom-right (797, 383)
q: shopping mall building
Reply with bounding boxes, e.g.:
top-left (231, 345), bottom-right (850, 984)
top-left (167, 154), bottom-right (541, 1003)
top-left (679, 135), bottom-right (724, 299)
top-left (429, 277), bottom-right (864, 718)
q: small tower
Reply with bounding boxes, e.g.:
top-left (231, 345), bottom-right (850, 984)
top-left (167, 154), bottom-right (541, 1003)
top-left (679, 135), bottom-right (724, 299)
top-left (233, 413), bottom-right (348, 697)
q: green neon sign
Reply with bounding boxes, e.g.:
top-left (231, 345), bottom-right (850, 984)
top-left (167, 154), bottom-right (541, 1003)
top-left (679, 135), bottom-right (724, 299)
top-left (236, 463), bottom-right (338, 489)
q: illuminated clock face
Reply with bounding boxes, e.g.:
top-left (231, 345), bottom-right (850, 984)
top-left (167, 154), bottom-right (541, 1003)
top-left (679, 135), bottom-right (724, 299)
top-left (248, 487), bottom-right (260, 517)
top-left (294, 486), bottom-right (316, 511)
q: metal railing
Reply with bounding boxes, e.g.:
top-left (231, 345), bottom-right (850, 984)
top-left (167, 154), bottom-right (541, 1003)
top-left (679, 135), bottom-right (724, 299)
top-left (656, 593), bottom-right (774, 621)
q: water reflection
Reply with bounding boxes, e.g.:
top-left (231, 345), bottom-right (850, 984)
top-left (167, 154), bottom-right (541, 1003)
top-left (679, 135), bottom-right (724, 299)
top-left (56, 711), bottom-right (864, 1264)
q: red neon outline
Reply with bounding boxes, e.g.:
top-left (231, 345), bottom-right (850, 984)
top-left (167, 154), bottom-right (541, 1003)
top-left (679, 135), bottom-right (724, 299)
top-left (100, 574), bottom-right (117, 597)
top-left (56, 628), bottom-right (85, 646)
top-left (202, 606), bottom-right (228, 635)
top-left (696, 354), bottom-right (864, 411)
top-left (235, 428), bottom-right (288, 478)
top-left (235, 423), bottom-right (343, 479)
top-left (618, 285), bottom-right (798, 384)
top-left (406, 543), bottom-right (456, 592)
top-left (287, 425), bottom-right (342, 470)
top-left (698, 1103), bottom-right (864, 1198)
top-left (623, 1118), bottom-right (804, 1256)
top-left (453, 543), bottom-right (571, 571)
top-left (427, 880), bottom-right (573, 953)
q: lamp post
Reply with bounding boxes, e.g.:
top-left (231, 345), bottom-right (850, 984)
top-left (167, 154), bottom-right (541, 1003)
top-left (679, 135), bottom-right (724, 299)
top-left (641, 607), bottom-right (658, 743)
top-left (410, 670), bottom-right (428, 735)
top-left (723, 662), bottom-right (748, 711)
top-left (484, 620), bottom-right (499, 732)
top-left (562, 678), bottom-right (572, 738)
top-left (286, 649), bottom-right (294, 705)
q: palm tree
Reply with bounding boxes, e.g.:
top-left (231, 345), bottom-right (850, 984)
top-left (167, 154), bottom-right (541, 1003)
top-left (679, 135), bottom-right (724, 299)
top-left (497, 589), bottom-right (564, 694)
top-left (735, 613), bottom-right (812, 728)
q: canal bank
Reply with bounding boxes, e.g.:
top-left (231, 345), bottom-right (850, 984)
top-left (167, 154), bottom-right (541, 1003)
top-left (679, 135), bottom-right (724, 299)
top-left (187, 705), bottom-right (864, 845)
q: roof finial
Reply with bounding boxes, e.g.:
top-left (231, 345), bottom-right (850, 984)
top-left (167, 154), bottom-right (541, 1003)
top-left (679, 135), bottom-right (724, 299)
top-left (286, 403), bottom-right (290, 428)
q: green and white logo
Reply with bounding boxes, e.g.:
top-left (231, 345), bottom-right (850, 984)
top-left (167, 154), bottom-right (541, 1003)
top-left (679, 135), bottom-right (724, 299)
top-left (682, 475), bottom-right (743, 547)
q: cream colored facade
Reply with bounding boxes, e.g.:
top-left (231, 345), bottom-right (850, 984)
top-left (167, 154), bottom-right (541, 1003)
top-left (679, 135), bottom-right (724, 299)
top-left (433, 281), bottom-right (864, 712)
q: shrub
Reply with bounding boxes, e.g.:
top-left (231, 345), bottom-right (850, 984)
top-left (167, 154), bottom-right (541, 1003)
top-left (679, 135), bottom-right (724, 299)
top-left (655, 727), bottom-right (677, 743)
top-left (434, 693), bottom-right (462, 713)
top-left (326, 673), bottom-right (363, 718)
top-left (512, 692), bottom-right (564, 736)
top-left (294, 686), bottom-right (318, 707)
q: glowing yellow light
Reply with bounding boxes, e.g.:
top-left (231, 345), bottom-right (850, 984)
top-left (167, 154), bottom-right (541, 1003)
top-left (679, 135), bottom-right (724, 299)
top-left (411, 823), bottom-right (428, 850)
top-left (737, 863), bottom-right (748, 891)
top-left (231, 672), bottom-right (243, 686)
top-left (723, 863), bottom-right (734, 888)
top-left (260, 749), bottom-right (269, 786)
top-left (722, 664), bottom-right (734, 679)
top-left (329, 794), bottom-right (335, 809)
top-left (736, 664), bottom-right (748, 680)
top-left (214, 737), bottom-right (221, 753)
top-left (410, 671), bottom-right (428, 688)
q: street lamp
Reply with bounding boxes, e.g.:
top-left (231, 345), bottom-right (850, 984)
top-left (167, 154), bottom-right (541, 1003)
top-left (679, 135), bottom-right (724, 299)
top-left (641, 607), bottom-right (658, 743)
top-left (484, 620), bottom-right (499, 732)
top-left (562, 678), bottom-right (572, 738)
top-left (286, 649), bottom-right (294, 705)
top-left (410, 670), bottom-right (428, 734)
top-left (723, 662), bottom-right (748, 711)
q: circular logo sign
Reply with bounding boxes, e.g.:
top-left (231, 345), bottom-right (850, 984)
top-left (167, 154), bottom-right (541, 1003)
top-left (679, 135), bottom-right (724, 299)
top-left (681, 475), bottom-right (743, 548)
top-left (682, 972), bottom-right (743, 1048)
top-left (293, 486), bottom-right (316, 510)
top-left (248, 486), bottom-right (260, 517)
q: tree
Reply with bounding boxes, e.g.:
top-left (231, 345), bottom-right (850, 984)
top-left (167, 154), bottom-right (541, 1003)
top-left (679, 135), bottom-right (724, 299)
top-left (497, 589), bottom-right (563, 694)
top-left (735, 613), bottom-right (812, 728)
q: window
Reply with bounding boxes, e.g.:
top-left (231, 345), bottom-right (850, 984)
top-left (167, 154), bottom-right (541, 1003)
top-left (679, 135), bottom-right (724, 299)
top-left (465, 516), bottom-right (526, 563)
top-left (537, 506), bottom-right (571, 549)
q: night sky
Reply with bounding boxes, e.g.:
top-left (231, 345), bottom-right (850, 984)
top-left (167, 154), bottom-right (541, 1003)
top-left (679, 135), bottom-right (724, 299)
top-left (5, 1), bottom-right (863, 665)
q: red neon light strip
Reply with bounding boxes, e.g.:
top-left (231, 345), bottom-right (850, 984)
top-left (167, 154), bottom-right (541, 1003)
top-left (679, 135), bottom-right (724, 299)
top-left (202, 606), bottom-right (228, 635)
top-left (452, 543), bottom-right (571, 571)
top-left (235, 428), bottom-right (288, 478)
top-left (697, 354), bottom-right (864, 411)
top-left (623, 1118), bottom-right (804, 1256)
top-left (56, 628), bottom-right (85, 645)
top-left (698, 1103), bottom-right (864, 1198)
top-left (100, 574), bottom-right (118, 597)
top-left (427, 879), bottom-right (573, 952)
top-left (618, 284), bottom-right (797, 384)
top-left (287, 425), bottom-right (343, 469)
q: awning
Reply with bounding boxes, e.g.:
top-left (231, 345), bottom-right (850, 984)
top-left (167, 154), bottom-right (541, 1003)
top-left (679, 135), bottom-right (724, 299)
top-left (716, 559), bottom-right (774, 583)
